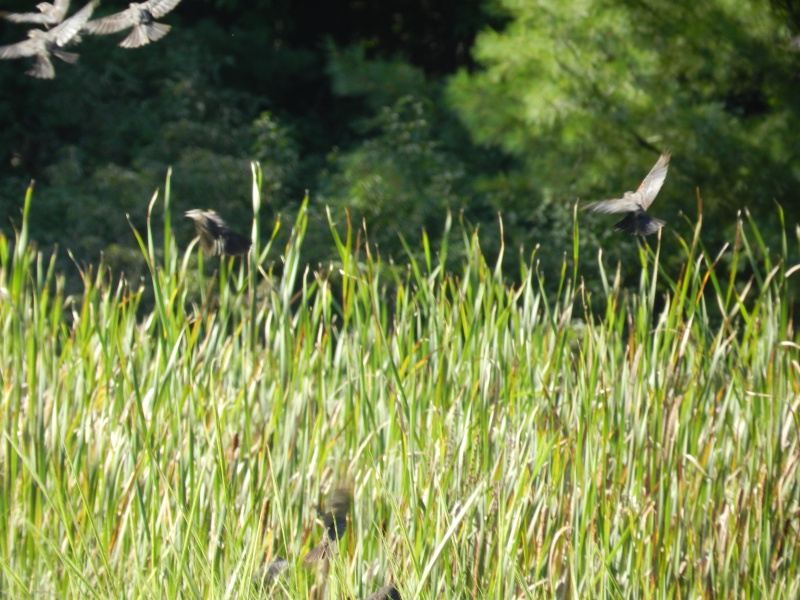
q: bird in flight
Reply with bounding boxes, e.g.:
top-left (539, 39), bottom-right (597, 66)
top-left (0, 0), bottom-right (96, 78)
top-left (82, 0), bottom-right (183, 48)
top-left (185, 209), bottom-right (251, 257)
top-left (1, 0), bottom-right (71, 26)
top-left (582, 152), bottom-right (671, 236)
top-left (303, 486), bottom-right (352, 564)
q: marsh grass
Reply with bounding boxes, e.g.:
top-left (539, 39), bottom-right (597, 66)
top-left (1, 171), bottom-right (799, 599)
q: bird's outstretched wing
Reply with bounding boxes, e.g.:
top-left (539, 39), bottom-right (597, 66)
top-left (0, 38), bottom-right (40, 60)
top-left (51, 0), bottom-right (96, 45)
top-left (1, 0), bottom-right (70, 25)
top-left (636, 152), bottom-right (670, 210)
top-left (146, 0), bottom-right (184, 19)
top-left (303, 538), bottom-right (334, 563)
top-left (1, 12), bottom-right (46, 24)
top-left (582, 151), bottom-right (670, 214)
top-left (83, 8), bottom-right (135, 35)
top-left (582, 196), bottom-right (642, 214)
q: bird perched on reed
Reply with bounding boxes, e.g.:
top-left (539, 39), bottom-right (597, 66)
top-left (582, 152), bottom-right (671, 236)
top-left (1, 0), bottom-right (70, 26)
top-left (0, 0), bottom-right (95, 78)
top-left (303, 486), bottom-right (352, 564)
top-left (364, 585), bottom-right (402, 600)
top-left (82, 0), bottom-right (183, 48)
top-left (185, 209), bottom-right (251, 257)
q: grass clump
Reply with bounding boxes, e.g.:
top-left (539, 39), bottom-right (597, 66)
top-left (0, 172), bottom-right (799, 599)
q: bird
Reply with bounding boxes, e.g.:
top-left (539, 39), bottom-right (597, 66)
top-left (185, 209), bottom-right (252, 257)
top-left (82, 0), bottom-right (183, 48)
top-left (251, 557), bottom-right (289, 591)
top-left (0, 0), bottom-right (70, 26)
top-left (303, 486), bottom-right (352, 564)
top-left (582, 152), bottom-right (671, 236)
top-left (364, 586), bottom-right (402, 600)
top-left (0, 0), bottom-right (96, 79)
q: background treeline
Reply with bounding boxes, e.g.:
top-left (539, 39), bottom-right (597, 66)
top-left (1, 0), bottom-right (799, 291)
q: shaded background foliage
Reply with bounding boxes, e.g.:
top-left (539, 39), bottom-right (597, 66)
top-left (0, 0), bottom-right (799, 291)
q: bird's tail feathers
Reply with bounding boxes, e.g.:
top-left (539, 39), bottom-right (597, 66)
top-left (27, 55), bottom-right (55, 78)
top-left (222, 230), bottom-right (252, 256)
top-left (145, 22), bottom-right (171, 42)
top-left (52, 48), bottom-right (79, 63)
top-left (614, 212), bottom-right (665, 236)
top-left (120, 22), bottom-right (171, 48)
top-left (120, 25), bottom-right (149, 48)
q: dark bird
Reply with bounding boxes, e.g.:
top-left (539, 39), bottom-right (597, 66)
top-left (303, 486), bottom-right (352, 564)
top-left (251, 557), bottom-right (289, 591)
top-left (582, 152), bottom-right (671, 236)
top-left (1, 0), bottom-right (70, 26)
top-left (185, 209), bottom-right (251, 257)
top-left (82, 0), bottom-right (182, 48)
top-left (0, 0), bottom-right (95, 79)
top-left (365, 585), bottom-right (402, 600)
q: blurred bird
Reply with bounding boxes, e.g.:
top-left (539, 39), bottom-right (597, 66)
top-left (0, 0), bottom-right (95, 78)
top-left (364, 585), bottom-right (402, 600)
top-left (1, 0), bottom-right (70, 26)
top-left (185, 209), bottom-right (251, 257)
top-left (82, 0), bottom-right (183, 48)
top-left (251, 557), bottom-right (289, 591)
top-left (303, 486), bottom-right (352, 564)
top-left (582, 152), bottom-right (671, 236)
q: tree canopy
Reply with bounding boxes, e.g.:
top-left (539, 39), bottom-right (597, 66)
top-left (0, 0), bottom-right (798, 288)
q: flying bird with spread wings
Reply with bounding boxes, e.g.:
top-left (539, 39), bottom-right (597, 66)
top-left (185, 209), bottom-right (252, 257)
top-left (303, 487), bottom-right (352, 564)
top-left (0, 0), bottom-right (96, 78)
top-left (582, 152), bottom-right (671, 236)
top-left (82, 0), bottom-right (183, 48)
top-left (1, 0), bottom-right (70, 26)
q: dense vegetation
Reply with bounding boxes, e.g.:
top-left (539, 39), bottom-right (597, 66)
top-left (1, 1), bottom-right (800, 597)
top-left (1, 176), bottom-right (799, 597)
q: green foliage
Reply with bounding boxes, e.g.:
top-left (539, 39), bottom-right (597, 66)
top-left (318, 96), bottom-right (468, 260)
top-left (447, 0), bottom-right (800, 250)
top-left (2, 171), bottom-right (800, 598)
top-left (326, 43), bottom-right (429, 111)
top-left (251, 113), bottom-right (300, 201)
top-left (2, 0), bottom-right (800, 311)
